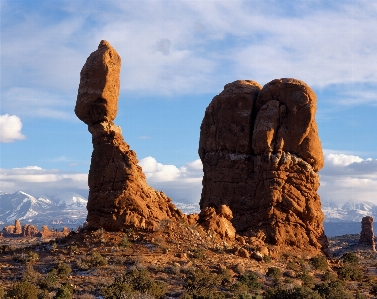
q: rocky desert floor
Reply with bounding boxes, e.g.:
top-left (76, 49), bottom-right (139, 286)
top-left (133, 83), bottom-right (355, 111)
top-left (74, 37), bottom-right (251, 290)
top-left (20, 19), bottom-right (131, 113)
top-left (1, 221), bottom-right (377, 299)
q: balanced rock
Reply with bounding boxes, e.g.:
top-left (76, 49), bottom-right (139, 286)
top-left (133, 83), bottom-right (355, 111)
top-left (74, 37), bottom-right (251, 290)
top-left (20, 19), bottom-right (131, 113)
top-left (359, 216), bottom-right (376, 251)
top-left (199, 79), bottom-right (329, 254)
top-left (75, 40), bottom-right (184, 231)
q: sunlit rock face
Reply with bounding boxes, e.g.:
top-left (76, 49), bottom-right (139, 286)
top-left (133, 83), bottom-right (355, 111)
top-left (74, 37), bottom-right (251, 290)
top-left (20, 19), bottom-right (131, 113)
top-left (75, 40), bottom-right (184, 231)
top-left (199, 79), bottom-right (329, 254)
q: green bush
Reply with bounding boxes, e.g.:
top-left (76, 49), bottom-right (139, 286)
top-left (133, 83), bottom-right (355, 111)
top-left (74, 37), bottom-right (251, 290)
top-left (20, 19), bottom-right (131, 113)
top-left (90, 251), bottom-right (107, 267)
top-left (300, 271), bottom-right (315, 288)
top-left (184, 268), bottom-right (221, 297)
top-left (314, 280), bottom-right (353, 299)
top-left (266, 267), bottom-right (282, 279)
top-left (310, 255), bottom-right (328, 271)
top-left (6, 281), bottom-right (39, 299)
top-left (53, 284), bottom-right (73, 299)
top-left (264, 286), bottom-right (321, 299)
top-left (39, 271), bottom-right (58, 289)
top-left (341, 252), bottom-right (359, 264)
top-left (54, 262), bottom-right (72, 278)
top-left (337, 263), bottom-right (363, 281)
top-left (121, 235), bottom-right (130, 248)
top-left (238, 271), bottom-right (261, 290)
top-left (101, 268), bottom-right (166, 299)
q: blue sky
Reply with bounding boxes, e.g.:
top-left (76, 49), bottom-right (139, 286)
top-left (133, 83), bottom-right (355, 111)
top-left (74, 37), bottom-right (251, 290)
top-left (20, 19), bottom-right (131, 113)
top-left (1, 0), bottom-right (377, 206)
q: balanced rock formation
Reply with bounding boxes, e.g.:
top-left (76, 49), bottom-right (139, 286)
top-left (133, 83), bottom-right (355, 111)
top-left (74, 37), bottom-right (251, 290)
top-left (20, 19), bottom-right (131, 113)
top-left (199, 79), bottom-right (329, 254)
top-left (75, 40), bottom-right (184, 231)
top-left (358, 216), bottom-right (376, 251)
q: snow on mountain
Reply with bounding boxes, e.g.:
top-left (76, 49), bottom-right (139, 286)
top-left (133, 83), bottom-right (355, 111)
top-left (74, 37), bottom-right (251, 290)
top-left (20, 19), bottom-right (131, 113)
top-left (174, 202), bottom-right (200, 215)
top-left (322, 199), bottom-right (377, 222)
top-left (51, 192), bottom-right (87, 209)
top-left (0, 191), bottom-right (88, 226)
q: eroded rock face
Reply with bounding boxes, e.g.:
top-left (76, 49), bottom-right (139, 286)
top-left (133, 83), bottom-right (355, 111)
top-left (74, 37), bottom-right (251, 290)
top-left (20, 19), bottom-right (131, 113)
top-left (359, 216), bottom-right (376, 251)
top-left (76, 40), bottom-right (184, 231)
top-left (199, 79), bottom-right (329, 254)
top-left (198, 205), bottom-right (236, 239)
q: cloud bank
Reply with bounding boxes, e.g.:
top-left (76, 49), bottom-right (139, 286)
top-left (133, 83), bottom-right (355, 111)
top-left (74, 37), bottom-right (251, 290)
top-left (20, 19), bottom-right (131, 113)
top-left (2, 153), bottom-right (377, 205)
top-left (2, 0), bottom-right (377, 120)
top-left (0, 114), bottom-right (26, 143)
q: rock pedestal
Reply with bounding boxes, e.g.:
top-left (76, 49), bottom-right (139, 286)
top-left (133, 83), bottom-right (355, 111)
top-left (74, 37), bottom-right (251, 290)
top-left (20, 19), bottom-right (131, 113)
top-left (359, 216), bottom-right (376, 251)
top-left (199, 79), bottom-right (329, 254)
top-left (75, 41), bottom-right (184, 231)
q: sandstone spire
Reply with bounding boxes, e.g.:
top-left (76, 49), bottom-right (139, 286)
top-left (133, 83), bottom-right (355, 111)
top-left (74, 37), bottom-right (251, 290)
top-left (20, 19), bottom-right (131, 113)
top-left (359, 216), bottom-right (376, 251)
top-left (75, 41), bottom-right (184, 230)
top-left (199, 79), bottom-right (329, 254)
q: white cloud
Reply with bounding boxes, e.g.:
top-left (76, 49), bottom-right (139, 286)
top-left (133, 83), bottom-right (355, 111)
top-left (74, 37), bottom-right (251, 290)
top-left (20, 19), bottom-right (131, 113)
top-left (0, 166), bottom-right (88, 197)
top-left (319, 152), bottom-right (377, 205)
top-left (2, 0), bottom-right (377, 105)
top-left (1, 88), bottom-right (72, 120)
top-left (0, 114), bottom-right (26, 143)
top-left (138, 156), bottom-right (203, 203)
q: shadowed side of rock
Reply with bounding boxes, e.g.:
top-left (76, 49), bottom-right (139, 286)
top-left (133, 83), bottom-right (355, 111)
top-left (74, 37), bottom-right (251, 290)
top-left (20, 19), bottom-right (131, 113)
top-left (75, 41), bottom-right (184, 231)
top-left (199, 79), bottom-right (329, 254)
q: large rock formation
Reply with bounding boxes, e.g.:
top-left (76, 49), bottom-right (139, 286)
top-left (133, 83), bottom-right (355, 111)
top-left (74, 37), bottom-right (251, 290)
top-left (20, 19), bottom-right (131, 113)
top-left (358, 216), bottom-right (376, 251)
top-left (199, 79), bottom-right (329, 254)
top-left (75, 40), bottom-right (184, 231)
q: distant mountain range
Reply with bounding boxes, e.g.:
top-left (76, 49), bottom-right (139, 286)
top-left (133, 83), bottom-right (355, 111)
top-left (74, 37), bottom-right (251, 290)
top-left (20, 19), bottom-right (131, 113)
top-left (1, 191), bottom-right (375, 231)
top-left (322, 199), bottom-right (377, 222)
top-left (0, 191), bottom-right (87, 229)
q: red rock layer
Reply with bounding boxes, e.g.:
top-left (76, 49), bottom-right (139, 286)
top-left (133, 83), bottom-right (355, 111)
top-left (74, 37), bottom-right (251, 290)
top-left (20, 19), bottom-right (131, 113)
top-left (76, 41), bottom-right (184, 231)
top-left (199, 79), bottom-right (329, 254)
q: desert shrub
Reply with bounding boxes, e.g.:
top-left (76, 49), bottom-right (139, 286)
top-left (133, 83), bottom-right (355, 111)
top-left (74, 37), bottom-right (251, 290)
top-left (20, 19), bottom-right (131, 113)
top-left (218, 268), bottom-right (232, 287)
top-left (238, 271), bottom-right (261, 291)
top-left (310, 255), bottom-right (328, 271)
top-left (184, 268), bottom-right (221, 297)
top-left (337, 263), bottom-right (363, 281)
top-left (321, 270), bottom-right (337, 282)
top-left (54, 262), bottom-right (72, 278)
top-left (264, 286), bottom-right (321, 299)
top-left (90, 251), bottom-right (107, 267)
top-left (14, 251), bottom-right (39, 264)
top-left (300, 271), bottom-right (315, 288)
top-left (370, 282), bottom-right (377, 296)
top-left (121, 235), bottom-right (130, 248)
top-left (6, 281), bottom-right (39, 299)
top-left (314, 280), bottom-right (353, 299)
top-left (191, 248), bottom-right (205, 259)
top-left (341, 252), bottom-right (359, 264)
top-left (263, 255), bottom-right (272, 263)
top-left (69, 245), bottom-right (80, 255)
top-left (53, 283), bottom-right (74, 299)
top-left (101, 268), bottom-right (166, 299)
top-left (266, 267), bottom-right (282, 279)
top-left (23, 264), bottom-right (42, 284)
top-left (0, 286), bottom-right (4, 299)
top-left (39, 271), bottom-right (58, 289)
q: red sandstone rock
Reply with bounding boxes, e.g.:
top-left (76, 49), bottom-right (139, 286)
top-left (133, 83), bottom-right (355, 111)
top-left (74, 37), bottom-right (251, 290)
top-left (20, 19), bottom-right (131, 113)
top-left (75, 40), bottom-right (121, 125)
top-left (198, 205), bottom-right (236, 239)
top-left (359, 216), bottom-right (376, 251)
top-left (199, 79), bottom-right (329, 254)
top-left (14, 220), bottom-right (22, 234)
top-left (75, 41), bottom-right (185, 231)
top-left (22, 224), bottom-right (38, 237)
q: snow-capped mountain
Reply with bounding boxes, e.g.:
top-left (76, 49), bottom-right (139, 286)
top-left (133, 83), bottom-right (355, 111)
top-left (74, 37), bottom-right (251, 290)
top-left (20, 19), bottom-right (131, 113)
top-left (174, 202), bottom-right (200, 215)
top-left (322, 199), bottom-right (377, 222)
top-left (0, 191), bottom-right (87, 227)
top-left (51, 192), bottom-right (87, 209)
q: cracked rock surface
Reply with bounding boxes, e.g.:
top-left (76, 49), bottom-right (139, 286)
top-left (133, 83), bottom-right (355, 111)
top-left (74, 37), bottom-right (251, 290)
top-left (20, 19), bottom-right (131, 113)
top-left (199, 79), bottom-right (329, 254)
top-left (75, 41), bottom-right (184, 231)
